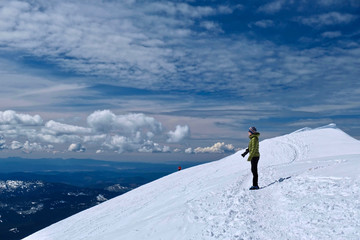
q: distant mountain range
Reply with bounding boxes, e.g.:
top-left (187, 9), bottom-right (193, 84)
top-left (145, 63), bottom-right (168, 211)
top-left (0, 178), bottom-right (123, 240)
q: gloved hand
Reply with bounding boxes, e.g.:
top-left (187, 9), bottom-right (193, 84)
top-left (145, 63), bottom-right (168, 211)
top-left (241, 148), bottom-right (249, 157)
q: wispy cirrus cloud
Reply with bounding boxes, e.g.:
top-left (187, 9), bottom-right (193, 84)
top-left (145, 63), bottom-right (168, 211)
top-left (248, 20), bottom-right (275, 28)
top-left (0, 0), bottom-right (359, 102)
top-left (258, 0), bottom-right (285, 14)
top-left (0, 1), bottom-right (235, 91)
top-left (321, 31), bottom-right (342, 38)
top-left (316, 0), bottom-right (360, 7)
top-left (296, 12), bottom-right (358, 28)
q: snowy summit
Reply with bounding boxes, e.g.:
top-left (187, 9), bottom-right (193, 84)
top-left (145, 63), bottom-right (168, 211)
top-left (24, 124), bottom-right (360, 240)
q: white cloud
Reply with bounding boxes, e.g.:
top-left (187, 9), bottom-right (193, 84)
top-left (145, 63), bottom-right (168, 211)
top-left (0, 110), bottom-right (43, 126)
top-left (146, 2), bottom-right (216, 18)
top-left (68, 143), bottom-right (86, 152)
top-left (87, 110), bottom-right (115, 133)
top-left (36, 133), bottom-right (82, 144)
top-left (249, 20), bottom-right (275, 28)
top-left (0, 136), bottom-right (6, 149)
top-left (0, 109), bottom-right (180, 154)
top-left (321, 31), bottom-right (342, 38)
top-left (83, 134), bottom-right (107, 143)
top-left (10, 141), bottom-right (22, 150)
top-left (258, 0), bottom-right (285, 14)
top-left (8, 140), bottom-right (53, 153)
top-left (185, 147), bottom-right (193, 154)
top-left (0, 1), bottom-right (358, 147)
top-left (0, 0), bottom-right (247, 95)
top-left (317, 0), bottom-right (360, 7)
top-left (87, 110), bottom-right (162, 134)
top-left (0, 60), bottom-right (89, 111)
top-left (162, 145), bottom-right (171, 153)
top-left (17, 84), bottom-right (86, 98)
top-left (103, 135), bottom-right (137, 153)
top-left (42, 120), bottom-right (92, 135)
top-left (146, 132), bottom-right (155, 139)
top-left (297, 12), bottom-right (358, 28)
top-left (173, 148), bottom-right (182, 153)
top-left (194, 142), bottom-right (235, 154)
top-left (200, 21), bottom-right (223, 33)
top-left (167, 125), bottom-right (190, 143)
top-left (137, 140), bottom-right (170, 153)
top-left (0, 0), bottom-right (234, 87)
top-left (0, 0), bottom-right (358, 110)
top-left (22, 141), bottom-right (54, 153)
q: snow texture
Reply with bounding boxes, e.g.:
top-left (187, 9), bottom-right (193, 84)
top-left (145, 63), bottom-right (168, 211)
top-left (24, 124), bottom-right (360, 240)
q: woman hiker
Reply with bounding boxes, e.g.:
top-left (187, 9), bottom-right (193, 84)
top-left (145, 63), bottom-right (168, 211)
top-left (242, 127), bottom-right (260, 190)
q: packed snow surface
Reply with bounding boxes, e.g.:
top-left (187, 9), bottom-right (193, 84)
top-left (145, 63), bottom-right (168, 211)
top-left (24, 124), bottom-right (360, 240)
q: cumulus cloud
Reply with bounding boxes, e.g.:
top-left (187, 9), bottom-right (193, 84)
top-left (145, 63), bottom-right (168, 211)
top-left (86, 110), bottom-right (166, 152)
top-left (0, 109), bottom-right (175, 154)
top-left (162, 145), bottom-right (171, 153)
top-left (36, 133), bottom-right (81, 144)
top-left (167, 125), bottom-right (190, 143)
top-left (185, 147), bottom-right (193, 154)
top-left (42, 120), bottom-right (92, 135)
top-left (138, 140), bottom-right (171, 153)
top-left (83, 134), bottom-right (107, 143)
top-left (0, 136), bottom-right (6, 149)
top-left (8, 140), bottom-right (53, 153)
top-left (68, 143), bottom-right (86, 152)
top-left (0, 109), bottom-right (240, 155)
top-left (194, 142), bottom-right (235, 154)
top-left (86, 110), bottom-right (115, 133)
top-left (102, 135), bottom-right (135, 153)
top-left (87, 110), bottom-right (162, 134)
top-left (10, 141), bottom-right (23, 150)
top-left (0, 110), bottom-right (43, 126)
top-left (22, 141), bottom-right (54, 153)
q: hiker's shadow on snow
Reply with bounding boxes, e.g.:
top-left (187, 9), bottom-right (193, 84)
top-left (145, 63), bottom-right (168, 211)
top-left (262, 176), bottom-right (292, 189)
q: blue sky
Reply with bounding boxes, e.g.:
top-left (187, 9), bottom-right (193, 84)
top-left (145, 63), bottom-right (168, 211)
top-left (0, 0), bottom-right (359, 160)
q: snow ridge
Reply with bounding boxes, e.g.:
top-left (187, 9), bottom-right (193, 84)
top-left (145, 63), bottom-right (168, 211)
top-left (292, 123), bottom-right (337, 133)
top-left (24, 125), bottom-right (360, 240)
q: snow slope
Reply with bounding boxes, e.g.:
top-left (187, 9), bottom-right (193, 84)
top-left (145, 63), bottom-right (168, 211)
top-left (24, 124), bottom-right (360, 240)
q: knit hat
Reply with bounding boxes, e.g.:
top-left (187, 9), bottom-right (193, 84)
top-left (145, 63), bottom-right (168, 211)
top-left (248, 126), bottom-right (257, 134)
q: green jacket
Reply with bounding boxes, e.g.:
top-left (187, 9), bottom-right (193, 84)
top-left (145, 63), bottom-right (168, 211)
top-left (248, 133), bottom-right (260, 161)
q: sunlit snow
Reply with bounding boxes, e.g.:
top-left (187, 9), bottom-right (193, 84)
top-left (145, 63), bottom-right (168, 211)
top-left (24, 124), bottom-right (360, 240)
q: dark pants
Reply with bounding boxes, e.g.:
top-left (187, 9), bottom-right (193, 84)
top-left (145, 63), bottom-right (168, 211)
top-left (251, 157), bottom-right (260, 187)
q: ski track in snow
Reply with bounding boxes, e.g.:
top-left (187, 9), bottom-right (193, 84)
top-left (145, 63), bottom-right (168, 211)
top-left (183, 129), bottom-right (359, 240)
top-left (24, 125), bottom-right (360, 240)
top-left (193, 161), bottom-right (360, 240)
